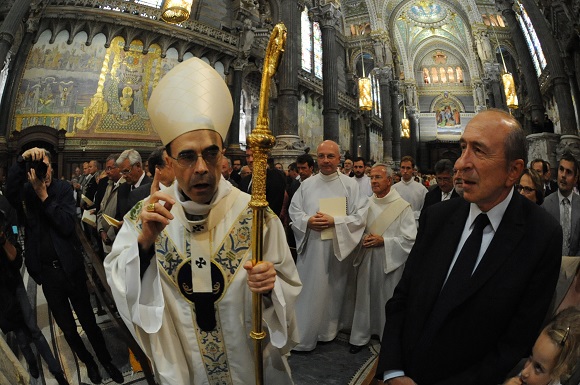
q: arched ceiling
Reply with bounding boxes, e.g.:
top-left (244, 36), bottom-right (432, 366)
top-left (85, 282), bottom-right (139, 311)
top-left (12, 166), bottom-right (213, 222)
top-left (342, 0), bottom-right (493, 80)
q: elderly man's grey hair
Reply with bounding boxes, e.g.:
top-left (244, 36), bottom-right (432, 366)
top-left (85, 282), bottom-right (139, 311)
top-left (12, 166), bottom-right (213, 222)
top-left (371, 162), bottom-right (393, 176)
top-left (116, 149), bottom-right (142, 167)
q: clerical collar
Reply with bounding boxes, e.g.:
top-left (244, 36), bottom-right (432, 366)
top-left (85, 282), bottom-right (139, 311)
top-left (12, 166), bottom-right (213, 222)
top-left (173, 177), bottom-right (232, 217)
top-left (319, 171), bottom-right (340, 182)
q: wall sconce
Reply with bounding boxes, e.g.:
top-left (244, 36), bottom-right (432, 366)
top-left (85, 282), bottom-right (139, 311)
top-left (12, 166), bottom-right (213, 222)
top-left (161, 0), bottom-right (193, 24)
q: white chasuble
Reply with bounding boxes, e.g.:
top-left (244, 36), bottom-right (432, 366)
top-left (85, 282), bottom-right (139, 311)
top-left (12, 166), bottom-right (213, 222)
top-left (105, 181), bottom-right (301, 385)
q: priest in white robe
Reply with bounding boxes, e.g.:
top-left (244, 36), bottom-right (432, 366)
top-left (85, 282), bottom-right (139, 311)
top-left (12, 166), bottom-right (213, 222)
top-left (289, 140), bottom-right (369, 351)
top-left (349, 163), bottom-right (416, 353)
top-left (104, 58), bottom-right (301, 385)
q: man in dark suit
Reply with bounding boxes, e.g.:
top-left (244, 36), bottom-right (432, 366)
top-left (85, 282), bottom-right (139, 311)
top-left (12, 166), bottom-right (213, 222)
top-left (115, 149), bottom-right (152, 219)
top-left (541, 153), bottom-right (580, 256)
top-left (239, 148), bottom-right (286, 217)
top-left (375, 109), bottom-right (562, 385)
top-left (422, 158), bottom-right (460, 211)
top-left (531, 158), bottom-right (558, 197)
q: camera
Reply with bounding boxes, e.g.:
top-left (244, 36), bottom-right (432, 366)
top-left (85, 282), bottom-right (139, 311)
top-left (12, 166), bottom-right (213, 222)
top-left (26, 160), bottom-right (48, 180)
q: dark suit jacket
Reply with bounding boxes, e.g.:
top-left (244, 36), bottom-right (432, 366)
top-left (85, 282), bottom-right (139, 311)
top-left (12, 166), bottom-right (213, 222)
top-left (239, 168), bottom-right (286, 217)
top-left (422, 186), bottom-right (460, 210)
top-left (542, 192), bottom-right (580, 256)
top-left (544, 180), bottom-right (558, 197)
top-left (116, 174), bottom-right (152, 219)
top-left (376, 192), bottom-right (562, 385)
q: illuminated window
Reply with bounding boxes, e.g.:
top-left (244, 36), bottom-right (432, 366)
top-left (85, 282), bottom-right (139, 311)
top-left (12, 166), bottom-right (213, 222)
top-left (313, 22), bottom-right (322, 78)
top-left (301, 7), bottom-right (323, 79)
top-left (516, 1), bottom-right (546, 76)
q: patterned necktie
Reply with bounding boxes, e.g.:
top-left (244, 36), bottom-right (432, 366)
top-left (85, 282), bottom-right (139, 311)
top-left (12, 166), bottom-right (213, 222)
top-left (562, 197), bottom-right (571, 255)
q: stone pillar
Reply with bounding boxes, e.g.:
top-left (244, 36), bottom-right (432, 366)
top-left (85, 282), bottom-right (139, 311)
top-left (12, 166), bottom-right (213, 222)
top-left (496, 0), bottom-right (545, 131)
top-left (226, 58), bottom-right (247, 157)
top-left (376, 66), bottom-right (393, 163)
top-left (391, 79), bottom-right (401, 165)
top-left (271, 0), bottom-right (304, 166)
top-left (408, 106), bottom-right (419, 162)
top-left (311, 3), bottom-right (341, 143)
top-left (520, 0), bottom-right (577, 134)
top-left (0, 7), bottom-right (38, 137)
top-left (0, 0), bottom-right (34, 68)
top-left (484, 63), bottom-right (506, 110)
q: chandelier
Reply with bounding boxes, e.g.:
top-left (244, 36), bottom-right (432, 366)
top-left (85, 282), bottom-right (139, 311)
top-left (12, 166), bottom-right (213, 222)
top-left (491, 25), bottom-right (518, 109)
top-left (161, 0), bottom-right (193, 24)
top-left (358, 37), bottom-right (373, 111)
top-left (401, 93), bottom-right (410, 138)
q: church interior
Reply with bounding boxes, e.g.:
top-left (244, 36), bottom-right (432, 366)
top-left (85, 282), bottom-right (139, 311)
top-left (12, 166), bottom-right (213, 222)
top-left (1, 0), bottom-right (580, 384)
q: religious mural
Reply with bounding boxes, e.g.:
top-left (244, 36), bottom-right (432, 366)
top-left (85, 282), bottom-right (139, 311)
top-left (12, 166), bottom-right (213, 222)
top-left (434, 95), bottom-right (462, 135)
top-left (14, 32), bottom-right (180, 140)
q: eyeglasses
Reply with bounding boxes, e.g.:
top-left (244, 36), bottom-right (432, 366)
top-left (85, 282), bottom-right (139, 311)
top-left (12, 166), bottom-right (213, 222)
top-left (169, 148), bottom-right (221, 168)
top-left (120, 164), bottom-right (135, 175)
top-left (105, 165), bottom-right (118, 171)
top-left (515, 184), bottom-right (535, 194)
top-left (436, 176), bottom-right (452, 182)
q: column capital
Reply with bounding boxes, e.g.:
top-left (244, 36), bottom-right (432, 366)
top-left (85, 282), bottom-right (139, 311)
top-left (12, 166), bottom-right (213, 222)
top-left (375, 66), bottom-right (393, 84)
top-left (232, 57), bottom-right (249, 71)
top-left (495, 0), bottom-right (515, 14)
top-left (0, 32), bottom-right (14, 46)
top-left (483, 62), bottom-right (502, 79)
top-left (311, 3), bottom-right (342, 28)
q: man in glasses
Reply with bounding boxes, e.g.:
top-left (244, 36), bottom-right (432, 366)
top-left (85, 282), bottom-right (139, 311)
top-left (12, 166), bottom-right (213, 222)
top-left (96, 153), bottom-right (124, 255)
top-left (422, 158), bottom-right (460, 212)
top-left (115, 149), bottom-right (152, 220)
top-left (104, 58), bottom-right (301, 385)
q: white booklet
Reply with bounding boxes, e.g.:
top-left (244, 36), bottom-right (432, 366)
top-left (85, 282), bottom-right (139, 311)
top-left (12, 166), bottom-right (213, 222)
top-left (81, 210), bottom-right (96, 228)
top-left (319, 196), bottom-right (346, 240)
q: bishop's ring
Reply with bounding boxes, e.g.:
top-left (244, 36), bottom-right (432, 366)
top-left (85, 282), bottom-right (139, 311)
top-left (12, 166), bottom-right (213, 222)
top-left (146, 203), bottom-right (155, 212)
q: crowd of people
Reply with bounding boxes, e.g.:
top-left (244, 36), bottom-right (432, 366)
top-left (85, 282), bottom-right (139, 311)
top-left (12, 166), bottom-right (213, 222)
top-left (1, 57), bottom-right (580, 385)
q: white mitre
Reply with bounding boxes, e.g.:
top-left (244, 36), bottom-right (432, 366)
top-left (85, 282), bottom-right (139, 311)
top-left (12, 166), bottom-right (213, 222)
top-left (148, 58), bottom-right (234, 145)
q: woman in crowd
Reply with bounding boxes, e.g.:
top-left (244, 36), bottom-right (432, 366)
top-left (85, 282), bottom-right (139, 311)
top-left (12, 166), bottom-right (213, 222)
top-left (517, 168), bottom-right (544, 205)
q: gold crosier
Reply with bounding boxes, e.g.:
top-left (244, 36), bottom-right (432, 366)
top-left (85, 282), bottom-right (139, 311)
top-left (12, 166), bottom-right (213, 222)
top-left (247, 22), bottom-right (287, 385)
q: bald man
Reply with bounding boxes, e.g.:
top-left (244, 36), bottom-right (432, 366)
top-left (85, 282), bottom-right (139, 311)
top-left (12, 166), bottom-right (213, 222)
top-left (289, 140), bottom-right (369, 351)
top-left (375, 109), bottom-right (561, 385)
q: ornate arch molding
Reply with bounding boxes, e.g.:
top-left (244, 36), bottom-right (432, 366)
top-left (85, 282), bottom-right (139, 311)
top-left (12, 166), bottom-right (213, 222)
top-left (429, 93), bottom-right (466, 113)
top-left (412, 39), bottom-right (478, 81)
top-left (10, 125), bottom-right (66, 153)
top-left (384, 0), bottom-right (480, 29)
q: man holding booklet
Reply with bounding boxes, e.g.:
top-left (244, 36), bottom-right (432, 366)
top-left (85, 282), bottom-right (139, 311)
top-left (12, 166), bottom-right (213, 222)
top-left (289, 140), bottom-right (369, 351)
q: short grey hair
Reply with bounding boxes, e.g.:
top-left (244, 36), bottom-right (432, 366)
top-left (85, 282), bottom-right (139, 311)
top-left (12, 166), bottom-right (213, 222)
top-left (223, 156), bottom-right (232, 168)
top-left (116, 149), bottom-right (142, 167)
top-left (371, 162), bottom-right (393, 176)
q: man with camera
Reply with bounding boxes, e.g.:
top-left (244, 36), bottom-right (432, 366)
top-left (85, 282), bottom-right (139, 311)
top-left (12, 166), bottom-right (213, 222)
top-left (6, 147), bottom-right (124, 384)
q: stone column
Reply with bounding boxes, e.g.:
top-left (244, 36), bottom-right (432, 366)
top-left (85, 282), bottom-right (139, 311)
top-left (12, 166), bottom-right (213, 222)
top-left (496, 0), bottom-right (545, 132)
top-left (0, 6), bottom-right (39, 137)
top-left (311, 2), bottom-right (341, 143)
top-left (520, 0), bottom-right (577, 134)
top-left (408, 106), bottom-right (419, 161)
top-left (376, 67), bottom-right (393, 163)
top-left (390, 79), bottom-right (401, 165)
top-left (226, 58), bottom-right (247, 157)
top-left (271, 0), bottom-right (304, 166)
top-left (0, 0), bottom-right (34, 69)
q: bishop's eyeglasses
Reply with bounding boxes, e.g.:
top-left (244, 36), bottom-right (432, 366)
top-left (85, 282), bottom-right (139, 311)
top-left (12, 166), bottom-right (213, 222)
top-left (169, 147), bottom-right (221, 168)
